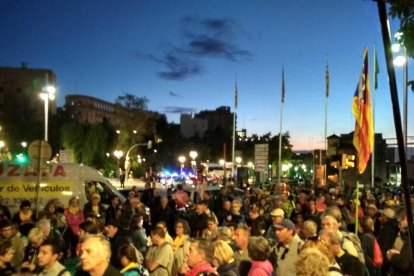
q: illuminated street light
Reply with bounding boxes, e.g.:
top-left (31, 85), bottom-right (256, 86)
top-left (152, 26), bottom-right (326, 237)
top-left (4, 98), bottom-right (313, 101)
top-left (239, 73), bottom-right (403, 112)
top-left (178, 155), bottom-right (186, 174)
top-left (114, 150), bottom-right (123, 168)
top-left (40, 85), bottom-right (56, 141)
top-left (189, 150), bottom-right (198, 175)
top-left (235, 156), bottom-right (242, 167)
top-left (21, 141), bottom-right (27, 148)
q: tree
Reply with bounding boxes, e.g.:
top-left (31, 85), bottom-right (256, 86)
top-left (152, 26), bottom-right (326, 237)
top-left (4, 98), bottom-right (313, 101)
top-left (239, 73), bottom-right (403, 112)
top-left (389, 0), bottom-right (414, 58)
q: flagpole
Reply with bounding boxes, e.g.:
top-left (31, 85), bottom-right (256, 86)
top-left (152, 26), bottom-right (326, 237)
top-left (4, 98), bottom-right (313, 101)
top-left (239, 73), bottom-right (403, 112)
top-left (324, 62), bottom-right (329, 186)
top-left (232, 76), bottom-right (237, 182)
top-left (278, 69), bottom-right (285, 185)
top-left (376, 0), bottom-right (414, 266)
top-left (371, 44), bottom-right (378, 188)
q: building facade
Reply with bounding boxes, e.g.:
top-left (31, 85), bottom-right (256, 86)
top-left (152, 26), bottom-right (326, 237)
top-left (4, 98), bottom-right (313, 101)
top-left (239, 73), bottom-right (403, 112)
top-left (65, 94), bottom-right (119, 125)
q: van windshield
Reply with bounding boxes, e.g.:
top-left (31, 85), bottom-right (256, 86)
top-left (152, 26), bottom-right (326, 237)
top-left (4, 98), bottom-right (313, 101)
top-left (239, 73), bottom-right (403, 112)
top-left (84, 180), bottom-right (115, 205)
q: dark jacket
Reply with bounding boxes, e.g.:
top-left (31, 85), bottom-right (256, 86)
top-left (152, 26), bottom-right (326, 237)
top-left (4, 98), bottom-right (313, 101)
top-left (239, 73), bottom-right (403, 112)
top-left (217, 261), bottom-right (240, 276)
top-left (109, 229), bottom-right (130, 269)
top-left (389, 231), bottom-right (414, 276)
top-left (191, 212), bottom-right (209, 238)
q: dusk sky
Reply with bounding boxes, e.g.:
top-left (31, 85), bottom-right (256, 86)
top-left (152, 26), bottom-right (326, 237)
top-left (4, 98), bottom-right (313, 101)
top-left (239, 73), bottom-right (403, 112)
top-left (1, 0), bottom-right (412, 151)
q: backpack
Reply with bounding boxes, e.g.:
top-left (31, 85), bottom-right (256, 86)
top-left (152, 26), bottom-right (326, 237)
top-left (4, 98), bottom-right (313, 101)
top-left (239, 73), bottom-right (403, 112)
top-left (341, 231), bottom-right (366, 264)
top-left (367, 233), bottom-right (383, 268)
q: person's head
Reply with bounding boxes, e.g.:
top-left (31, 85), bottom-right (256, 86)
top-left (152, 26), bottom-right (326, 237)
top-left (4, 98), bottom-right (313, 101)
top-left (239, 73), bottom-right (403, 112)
top-left (160, 196), bottom-right (169, 208)
top-left (320, 214), bottom-right (340, 232)
top-left (213, 240), bottom-right (234, 265)
top-left (195, 201), bottom-right (206, 215)
top-left (37, 240), bottom-right (62, 269)
top-left (223, 199), bottom-right (231, 211)
top-left (217, 227), bottom-right (233, 243)
top-left (130, 214), bottom-right (144, 230)
top-left (187, 239), bottom-right (213, 268)
top-left (248, 236), bottom-right (270, 261)
top-left (232, 224), bottom-right (250, 250)
top-left (207, 217), bottom-right (217, 232)
top-left (308, 199), bottom-right (316, 211)
top-left (270, 208), bottom-right (285, 225)
top-left (90, 193), bottom-right (101, 205)
top-left (68, 196), bottom-right (80, 207)
top-left (324, 206), bottom-right (342, 223)
top-left (36, 218), bottom-right (52, 237)
top-left (44, 199), bottom-right (56, 214)
top-left (79, 221), bottom-right (101, 240)
top-left (20, 200), bottom-right (32, 214)
top-left (0, 240), bottom-right (14, 264)
top-left (155, 221), bottom-right (168, 234)
top-left (319, 229), bottom-right (342, 256)
top-left (79, 235), bottom-right (111, 273)
top-left (28, 227), bottom-right (45, 248)
top-left (360, 216), bottom-right (375, 233)
top-left (175, 219), bottom-right (190, 236)
top-left (296, 248), bottom-right (329, 276)
top-left (378, 208), bottom-right (395, 224)
top-left (365, 203), bottom-right (378, 217)
top-left (110, 195), bottom-right (120, 206)
top-left (0, 220), bottom-right (15, 239)
top-left (395, 206), bottom-right (408, 232)
top-left (231, 198), bottom-right (241, 214)
top-left (274, 219), bottom-right (296, 245)
top-left (105, 219), bottom-right (120, 238)
top-left (118, 244), bottom-right (137, 267)
top-left (151, 226), bottom-right (166, 245)
top-left (302, 220), bottom-right (318, 239)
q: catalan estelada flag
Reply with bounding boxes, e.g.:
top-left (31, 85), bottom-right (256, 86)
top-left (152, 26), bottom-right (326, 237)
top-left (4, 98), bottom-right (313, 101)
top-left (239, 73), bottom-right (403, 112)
top-left (352, 48), bottom-right (374, 174)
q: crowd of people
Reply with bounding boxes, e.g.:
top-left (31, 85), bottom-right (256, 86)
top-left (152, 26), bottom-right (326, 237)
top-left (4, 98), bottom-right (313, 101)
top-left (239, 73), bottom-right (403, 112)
top-left (0, 180), bottom-right (413, 276)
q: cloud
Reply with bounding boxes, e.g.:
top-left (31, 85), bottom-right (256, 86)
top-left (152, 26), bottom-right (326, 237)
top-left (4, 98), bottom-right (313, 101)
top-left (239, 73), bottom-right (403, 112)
top-left (142, 17), bottom-right (252, 80)
top-left (168, 91), bottom-right (181, 97)
top-left (163, 106), bottom-right (198, 113)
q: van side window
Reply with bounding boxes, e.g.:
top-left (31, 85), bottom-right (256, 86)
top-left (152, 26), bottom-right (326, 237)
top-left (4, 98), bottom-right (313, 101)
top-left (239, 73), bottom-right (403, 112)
top-left (84, 181), bottom-right (114, 205)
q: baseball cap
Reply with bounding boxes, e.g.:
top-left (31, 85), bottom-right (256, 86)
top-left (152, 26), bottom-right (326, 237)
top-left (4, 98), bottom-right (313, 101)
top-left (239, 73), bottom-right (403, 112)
top-left (270, 208), bottom-right (285, 217)
top-left (379, 208), bottom-right (395, 219)
top-left (274, 219), bottom-right (295, 231)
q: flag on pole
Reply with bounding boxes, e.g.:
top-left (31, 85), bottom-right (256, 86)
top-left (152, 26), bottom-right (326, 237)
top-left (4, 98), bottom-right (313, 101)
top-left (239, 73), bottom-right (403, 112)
top-left (281, 69), bottom-right (285, 103)
top-left (234, 77), bottom-right (238, 109)
top-left (325, 62), bottom-right (330, 97)
top-left (373, 44), bottom-right (379, 90)
top-left (352, 48), bottom-right (374, 174)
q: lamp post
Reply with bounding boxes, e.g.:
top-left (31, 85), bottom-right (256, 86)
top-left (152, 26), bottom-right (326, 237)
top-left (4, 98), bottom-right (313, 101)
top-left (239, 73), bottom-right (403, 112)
top-left (178, 155), bottom-right (186, 174)
top-left (189, 150), bottom-right (198, 175)
top-left (39, 85), bottom-right (56, 141)
top-left (392, 32), bottom-right (409, 153)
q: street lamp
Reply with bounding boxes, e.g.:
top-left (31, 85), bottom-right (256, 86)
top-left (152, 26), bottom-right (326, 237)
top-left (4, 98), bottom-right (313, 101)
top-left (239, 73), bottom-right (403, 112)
top-left (235, 156), bottom-right (242, 167)
top-left (392, 32), bottom-right (409, 152)
top-left (189, 150), bottom-right (198, 175)
top-left (114, 150), bottom-right (123, 169)
top-left (39, 85), bottom-right (56, 141)
top-left (178, 155), bottom-right (186, 174)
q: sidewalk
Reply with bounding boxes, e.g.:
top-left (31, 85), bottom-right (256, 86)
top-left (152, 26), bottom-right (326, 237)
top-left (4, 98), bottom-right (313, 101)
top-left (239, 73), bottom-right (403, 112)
top-left (108, 177), bottom-right (146, 190)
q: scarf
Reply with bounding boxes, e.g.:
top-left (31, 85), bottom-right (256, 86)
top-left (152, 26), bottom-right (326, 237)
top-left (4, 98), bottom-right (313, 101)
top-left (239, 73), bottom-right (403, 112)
top-left (120, 262), bottom-right (139, 273)
top-left (172, 234), bottom-right (188, 252)
top-left (68, 206), bottom-right (80, 215)
top-left (19, 210), bottom-right (32, 222)
top-left (92, 205), bottom-right (99, 214)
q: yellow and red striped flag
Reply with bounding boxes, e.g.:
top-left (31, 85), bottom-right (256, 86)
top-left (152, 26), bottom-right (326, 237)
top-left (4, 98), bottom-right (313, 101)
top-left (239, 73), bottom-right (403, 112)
top-left (352, 48), bottom-right (374, 174)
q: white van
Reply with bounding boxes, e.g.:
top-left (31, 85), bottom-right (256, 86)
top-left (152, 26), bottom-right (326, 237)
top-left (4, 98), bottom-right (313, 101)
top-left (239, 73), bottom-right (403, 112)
top-left (0, 162), bottom-right (125, 216)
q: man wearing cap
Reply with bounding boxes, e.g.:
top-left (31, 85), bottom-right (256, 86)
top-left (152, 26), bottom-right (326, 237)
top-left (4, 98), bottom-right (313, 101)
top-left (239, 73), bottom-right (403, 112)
top-left (105, 218), bottom-right (129, 269)
top-left (272, 219), bottom-right (304, 276)
top-left (386, 206), bottom-right (413, 276)
top-left (377, 207), bottom-right (399, 272)
top-left (265, 208), bottom-right (284, 246)
top-left (191, 201), bottom-right (209, 238)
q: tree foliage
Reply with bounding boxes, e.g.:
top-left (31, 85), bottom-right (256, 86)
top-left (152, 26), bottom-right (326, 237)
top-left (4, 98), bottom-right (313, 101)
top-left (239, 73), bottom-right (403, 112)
top-left (389, 0), bottom-right (414, 58)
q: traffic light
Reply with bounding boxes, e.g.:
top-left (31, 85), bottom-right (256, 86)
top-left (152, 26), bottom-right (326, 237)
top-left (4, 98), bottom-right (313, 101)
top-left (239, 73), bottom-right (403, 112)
top-left (341, 154), bottom-right (355, 169)
top-left (15, 153), bottom-right (28, 164)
